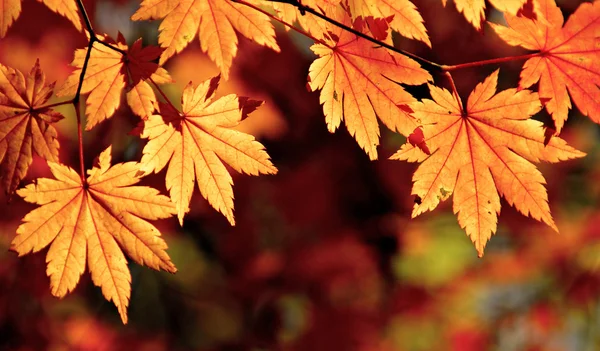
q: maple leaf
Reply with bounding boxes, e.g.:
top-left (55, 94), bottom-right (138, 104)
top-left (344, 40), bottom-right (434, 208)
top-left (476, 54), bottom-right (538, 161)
top-left (442, 0), bottom-right (537, 30)
top-left (10, 146), bottom-right (177, 324)
top-left (307, 11), bottom-right (432, 160)
top-left (391, 70), bottom-right (584, 256)
top-left (57, 34), bottom-right (172, 130)
top-left (272, 0), bottom-right (338, 40)
top-left (0, 60), bottom-right (62, 194)
top-left (347, 0), bottom-right (431, 47)
top-left (0, 0), bottom-right (82, 38)
top-left (131, 0), bottom-right (280, 80)
top-left (490, 0), bottom-right (600, 133)
top-left (137, 75), bottom-right (277, 225)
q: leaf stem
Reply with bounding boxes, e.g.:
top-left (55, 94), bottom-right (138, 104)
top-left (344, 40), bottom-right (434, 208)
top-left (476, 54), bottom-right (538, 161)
top-left (34, 99), bottom-right (74, 112)
top-left (260, 0), bottom-right (542, 74)
top-left (442, 53), bottom-right (540, 71)
top-left (72, 0), bottom-right (98, 182)
top-left (95, 39), bottom-right (127, 55)
top-left (71, 38), bottom-right (94, 181)
top-left (444, 72), bottom-right (463, 113)
top-left (147, 76), bottom-right (180, 114)
top-left (75, 105), bottom-right (86, 181)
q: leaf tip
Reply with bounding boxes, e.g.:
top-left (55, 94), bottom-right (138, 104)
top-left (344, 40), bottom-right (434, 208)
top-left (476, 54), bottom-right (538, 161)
top-left (119, 310), bottom-right (128, 324)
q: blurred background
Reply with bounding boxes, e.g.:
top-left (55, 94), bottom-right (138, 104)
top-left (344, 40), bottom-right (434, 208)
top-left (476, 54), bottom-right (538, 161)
top-left (1, 0), bottom-right (599, 350)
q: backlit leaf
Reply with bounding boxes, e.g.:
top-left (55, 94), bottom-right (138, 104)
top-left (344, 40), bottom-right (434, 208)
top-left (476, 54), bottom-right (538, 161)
top-left (57, 35), bottom-right (172, 130)
top-left (10, 146), bottom-right (177, 324)
top-left (308, 11), bottom-right (432, 160)
top-left (0, 0), bottom-right (82, 38)
top-left (347, 0), bottom-right (431, 47)
top-left (490, 0), bottom-right (600, 132)
top-left (442, 0), bottom-right (534, 30)
top-left (138, 75), bottom-right (277, 225)
top-left (391, 70), bottom-right (584, 256)
top-left (0, 60), bottom-right (62, 194)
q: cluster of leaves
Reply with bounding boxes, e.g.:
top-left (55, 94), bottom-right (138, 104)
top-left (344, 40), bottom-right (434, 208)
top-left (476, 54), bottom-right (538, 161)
top-left (0, 0), bottom-right (598, 323)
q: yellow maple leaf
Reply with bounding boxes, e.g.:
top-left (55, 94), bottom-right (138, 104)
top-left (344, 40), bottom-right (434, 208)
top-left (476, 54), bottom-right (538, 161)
top-left (490, 0), bottom-right (600, 133)
top-left (308, 11), bottom-right (432, 160)
top-left (391, 70), bottom-right (585, 256)
top-left (131, 0), bottom-right (280, 80)
top-left (11, 146), bottom-right (177, 324)
top-left (347, 0), bottom-right (431, 47)
top-left (0, 60), bottom-right (62, 194)
top-left (0, 0), bottom-right (82, 37)
top-left (57, 34), bottom-right (172, 130)
top-left (442, 0), bottom-right (535, 30)
top-left (138, 75), bottom-right (277, 225)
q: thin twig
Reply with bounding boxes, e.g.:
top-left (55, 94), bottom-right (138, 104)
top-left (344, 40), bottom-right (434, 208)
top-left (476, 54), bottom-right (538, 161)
top-left (261, 0), bottom-right (542, 73)
top-left (76, 0), bottom-right (127, 55)
top-left (95, 39), bottom-right (127, 55)
top-left (444, 72), bottom-right (463, 113)
top-left (71, 38), bottom-right (94, 181)
top-left (75, 0), bottom-right (94, 34)
top-left (442, 52), bottom-right (540, 71)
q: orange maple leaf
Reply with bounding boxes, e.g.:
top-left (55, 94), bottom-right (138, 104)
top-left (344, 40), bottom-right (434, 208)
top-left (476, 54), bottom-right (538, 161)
top-left (391, 70), bottom-right (584, 256)
top-left (347, 0), bottom-right (431, 47)
top-left (490, 0), bottom-right (600, 133)
top-left (0, 0), bottom-right (82, 37)
top-left (57, 34), bottom-right (172, 130)
top-left (307, 11), bottom-right (432, 160)
top-left (11, 146), bottom-right (177, 324)
top-left (442, 0), bottom-right (537, 30)
top-left (272, 0), bottom-right (338, 40)
top-left (131, 0), bottom-right (280, 79)
top-left (0, 60), bottom-right (62, 194)
top-left (137, 76), bottom-right (277, 225)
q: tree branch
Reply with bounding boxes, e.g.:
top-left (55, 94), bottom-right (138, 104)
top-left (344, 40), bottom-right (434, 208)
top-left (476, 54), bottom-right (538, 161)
top-left (95, 39), bottom-right (127, 55)
top-left (258, 0), bottom-right (540, 74)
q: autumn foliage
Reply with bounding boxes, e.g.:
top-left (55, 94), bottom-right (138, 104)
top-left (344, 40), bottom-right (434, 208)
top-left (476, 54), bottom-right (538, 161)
top-left (1, 0), bottom-right (600, 349)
